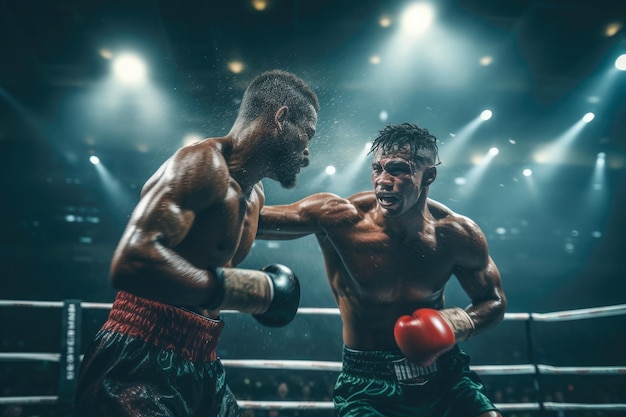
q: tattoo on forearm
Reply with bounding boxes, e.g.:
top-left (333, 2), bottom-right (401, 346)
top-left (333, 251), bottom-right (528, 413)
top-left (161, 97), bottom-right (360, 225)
top-left (222, 269), bottom-right (272, 314)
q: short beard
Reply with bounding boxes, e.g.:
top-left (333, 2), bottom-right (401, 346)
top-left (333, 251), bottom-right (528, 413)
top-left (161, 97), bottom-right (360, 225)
top-left (278, 175), bottom-right (297, 189)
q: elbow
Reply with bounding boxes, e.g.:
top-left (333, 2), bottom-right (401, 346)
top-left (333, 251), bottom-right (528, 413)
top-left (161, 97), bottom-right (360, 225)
top-left (109, 255), bottom-right (131, 291)
top-left (255, 230), bottom-right (271, 240)
top-left (109, 246), bottom-right (145, 291)
top-left (493, 291), bottom-right (507, 324)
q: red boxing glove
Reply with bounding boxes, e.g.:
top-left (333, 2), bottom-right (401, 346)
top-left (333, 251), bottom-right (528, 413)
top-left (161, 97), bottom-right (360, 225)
top-left (394, 308), bottom-right (456, 367)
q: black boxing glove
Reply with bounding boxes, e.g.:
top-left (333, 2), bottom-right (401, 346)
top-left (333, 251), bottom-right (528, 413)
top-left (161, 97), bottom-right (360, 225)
top-left (252, 264), bottom-right (301, 328)
top-left (203, 264), bottom-right (300, 328)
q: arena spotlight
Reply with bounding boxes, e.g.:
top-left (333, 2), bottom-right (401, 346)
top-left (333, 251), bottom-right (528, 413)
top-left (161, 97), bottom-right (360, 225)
top-left (227, 60), bottom-right (245, 74)
top-left (379, 15), bottom-right (392, 28)
top-left (325, 165), bottom-right (337, 175)
top-left (479, 56), bottom-right (493, 66)
top-left (89, 155), bottom-right (100, 165)
top-left (112, 53), bottom-right (147, 85)
top-left (582, 112), bottom-right (595, 123)
top-left (522, 168), bottom-right (532, 177)
top-left (400, 3), bottom-right (434, 36)
top-left (615, 54), bottom-right (626, 71)
top-left (251, 0), bottom-right (267, 11)
top-left (480, 109), bottom-right (493, 121)
top-left (605, 23), bottom-right (622, 37)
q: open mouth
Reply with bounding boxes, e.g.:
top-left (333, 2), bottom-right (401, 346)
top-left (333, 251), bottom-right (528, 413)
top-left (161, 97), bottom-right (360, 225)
top-left (376, 193), bottom-right (400, 208)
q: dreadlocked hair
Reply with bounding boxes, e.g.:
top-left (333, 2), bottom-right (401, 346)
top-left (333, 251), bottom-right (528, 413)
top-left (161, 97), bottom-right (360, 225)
top-left (369, 123), bottom-right (440, 166)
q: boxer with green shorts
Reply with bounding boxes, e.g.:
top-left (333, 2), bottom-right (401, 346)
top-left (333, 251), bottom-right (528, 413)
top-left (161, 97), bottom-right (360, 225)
top-left (258, 123), bottom-right (507, 417)
top-left (334, 345), bottom-right (498, 417)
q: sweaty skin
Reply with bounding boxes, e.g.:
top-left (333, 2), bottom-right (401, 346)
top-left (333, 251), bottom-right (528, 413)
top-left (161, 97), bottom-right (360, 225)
top-left (110, 104), bottom-right (317, 318)
top-left (257, 146), bottom-right (506, 351)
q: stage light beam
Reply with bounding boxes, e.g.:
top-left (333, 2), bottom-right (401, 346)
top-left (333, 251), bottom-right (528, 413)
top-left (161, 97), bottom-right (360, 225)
top-left (457, 147), bottom-right (499, 198)
top-left (439, 111), bottom-right (492, 166)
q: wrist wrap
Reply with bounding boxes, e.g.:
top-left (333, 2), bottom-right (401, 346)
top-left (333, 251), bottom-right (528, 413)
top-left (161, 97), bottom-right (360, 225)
top-left (439, 307), bottom-right (475, 341)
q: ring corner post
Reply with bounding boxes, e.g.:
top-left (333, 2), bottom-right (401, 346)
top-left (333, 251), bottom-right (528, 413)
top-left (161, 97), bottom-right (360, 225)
top-left (57, 299), bottom-right (82, 406)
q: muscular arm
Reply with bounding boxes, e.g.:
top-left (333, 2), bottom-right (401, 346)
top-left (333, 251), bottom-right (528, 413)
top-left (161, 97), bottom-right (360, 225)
top-left (257, 192), bottom-right (357, 239)
top-left (110, 145), bottom-right (227, 306)
top-left (448, 216), bottom-right (507, 336)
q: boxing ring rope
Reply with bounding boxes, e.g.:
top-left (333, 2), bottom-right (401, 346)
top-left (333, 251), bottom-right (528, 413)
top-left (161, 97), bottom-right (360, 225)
top-left (1, 300), bottom-right (626, 413)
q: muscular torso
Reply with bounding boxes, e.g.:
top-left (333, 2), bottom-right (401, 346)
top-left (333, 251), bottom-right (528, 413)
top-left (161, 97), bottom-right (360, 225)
top-left (113, 139), bottom-right (264, 314)
top-left (167, 180), bottom-right (261, 269)
top-left (141, 151), bottom-right (262, 270)
top-left (317, 193), bottom-right (458, 351)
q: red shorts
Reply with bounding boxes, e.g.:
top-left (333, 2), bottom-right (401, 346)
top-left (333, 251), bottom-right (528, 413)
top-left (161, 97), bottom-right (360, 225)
top-left (73, 291), bottom-right (239, 417)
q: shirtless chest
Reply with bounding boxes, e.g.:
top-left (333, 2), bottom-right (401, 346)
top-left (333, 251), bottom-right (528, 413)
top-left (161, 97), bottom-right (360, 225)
top-left (322, 222), bottom-right (455, 350)
top-left (324, 221), bottom-right (454, 307)
top-left (175, 186), bottom-right (261, 268)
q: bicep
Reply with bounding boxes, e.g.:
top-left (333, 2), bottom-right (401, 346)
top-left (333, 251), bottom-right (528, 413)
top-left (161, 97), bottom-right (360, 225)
top-left (129, 152), bottom-right (226, 248)
top-left (127, 184), bottom-right (198, 248)
top-left (454, 255), bottom-right (503, 304)
top-left (257, 193), bottom-right (349, 239)
top-left (451, 221), bottom-right (503, 304)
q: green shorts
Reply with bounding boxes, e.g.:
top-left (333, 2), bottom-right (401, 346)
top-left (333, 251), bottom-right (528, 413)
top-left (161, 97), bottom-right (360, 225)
top-left (334, 345), bottom-right (498, 417)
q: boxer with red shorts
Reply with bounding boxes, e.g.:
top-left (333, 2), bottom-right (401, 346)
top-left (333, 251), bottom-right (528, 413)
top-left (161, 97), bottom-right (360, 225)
top-left (73, 70), bottom-right (319, 417)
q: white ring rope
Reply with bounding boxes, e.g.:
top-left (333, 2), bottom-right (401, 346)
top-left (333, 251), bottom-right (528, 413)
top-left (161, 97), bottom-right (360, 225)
top-left (543, 402), bottom-right (626, 411)
top-left (2, 300), bottom-right (626, 412)
top-left (1, 396), bottom-right (625, 411)
top-left (2, 300), bottom-right (626, 322)
top-left (0, 396), bottom-right (59, 405)
top-left (1, 353), bottom-right (625, 376)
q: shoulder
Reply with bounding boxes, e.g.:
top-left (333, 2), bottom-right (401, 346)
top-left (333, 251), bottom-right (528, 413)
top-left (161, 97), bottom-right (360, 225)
top-left (316, 191), bottom-right (374, 224)
top-left (296, 192), bottom-right (362, 225)
top-left (303, 192), bottom-right (354, 212)
top-left (428, 198), bottom-right (485, 242)
top-left (162, 139), bottom-right (231, 201)
top-left (427, 198), bottom-right (454, 219)
top-left (171, 139), bottom-right (226, 173)
top-left (429, 200), bottom-right (493, 270)
top-left (348, 191), bottom-right (377, 211)
top-left (253, 182), bottom-right (265, 206)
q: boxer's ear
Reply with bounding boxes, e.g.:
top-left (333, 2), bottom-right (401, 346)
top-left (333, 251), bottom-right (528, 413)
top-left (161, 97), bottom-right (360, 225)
top-left (275, 106), bottom-right (289, 132)
top-left (423, 166), bottom-right (437, 186)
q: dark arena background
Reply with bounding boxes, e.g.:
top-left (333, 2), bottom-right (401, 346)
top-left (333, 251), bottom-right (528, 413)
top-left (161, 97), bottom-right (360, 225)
top-left (1, 1), bottom-right (626, 416)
